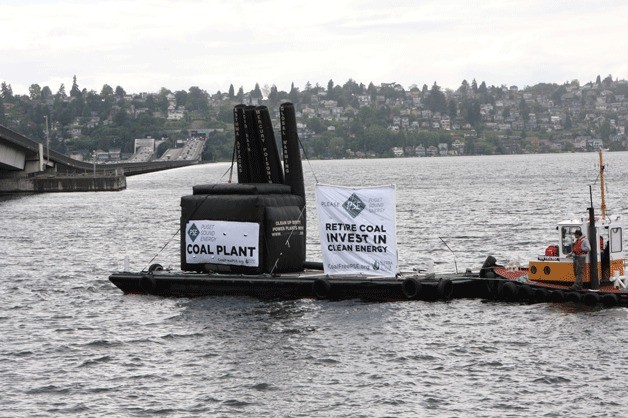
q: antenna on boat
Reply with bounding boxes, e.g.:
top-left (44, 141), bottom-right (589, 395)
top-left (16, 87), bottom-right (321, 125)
top-left (439, 237), bottom-right (458, 274)
top-left (598, 148), bottom-right (606, 218)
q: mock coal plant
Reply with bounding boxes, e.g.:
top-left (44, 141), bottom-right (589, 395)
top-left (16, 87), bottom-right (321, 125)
top-left (180, 103), bottom-right (307, 274)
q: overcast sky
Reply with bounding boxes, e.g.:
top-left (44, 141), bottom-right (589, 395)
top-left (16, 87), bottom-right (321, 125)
top-left (2, 0), bottom-right (627, 96)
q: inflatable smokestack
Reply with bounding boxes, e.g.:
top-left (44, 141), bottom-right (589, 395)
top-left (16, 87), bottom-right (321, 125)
top-left (279, 102), bottom-right (305, 201)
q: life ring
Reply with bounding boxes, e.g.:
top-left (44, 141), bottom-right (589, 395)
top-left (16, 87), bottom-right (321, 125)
top-left (479, 256), bottom-right (497, 278)
top-left (437, 278), bottom-right (453, 300)
top-left (139, 275), bottom-right (156, 294)
top-left (312, 278), bottom-right (331, 299)
top-left (600, 293), bottom-right (618, 307)
top-left (401, 277), bottom-right (422, 300)
top-left (498, 281), bottom-right (518, 301)
top-left (565, 291), bottom-right (582, 303)
top-left (582, 292), bottom-right (600, 307)
top-left (148, 263), bottom-right (164, 273)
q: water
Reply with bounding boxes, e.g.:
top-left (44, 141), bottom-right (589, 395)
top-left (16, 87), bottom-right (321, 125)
top-left (1, 153), bottom-right (627, 417)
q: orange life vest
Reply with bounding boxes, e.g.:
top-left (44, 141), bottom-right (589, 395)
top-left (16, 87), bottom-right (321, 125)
top-left (573, 237), bottom-right (588, 255)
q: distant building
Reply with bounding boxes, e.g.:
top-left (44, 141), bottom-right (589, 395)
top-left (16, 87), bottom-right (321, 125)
top-left (134, 137), bottom-right (155, 154)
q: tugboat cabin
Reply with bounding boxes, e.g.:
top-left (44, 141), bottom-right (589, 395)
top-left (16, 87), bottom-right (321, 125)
top-left (529, 217), bottom-right (624, 284)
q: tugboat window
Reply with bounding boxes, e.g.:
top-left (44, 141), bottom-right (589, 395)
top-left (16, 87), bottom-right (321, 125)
top-left (561, 226), bottom-right (580, 255)
top-left (610, 227), bottom-right (622, 253)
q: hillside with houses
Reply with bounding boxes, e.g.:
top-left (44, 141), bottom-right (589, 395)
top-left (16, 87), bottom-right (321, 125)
top-left (1, 74), bottom-right (626, 161)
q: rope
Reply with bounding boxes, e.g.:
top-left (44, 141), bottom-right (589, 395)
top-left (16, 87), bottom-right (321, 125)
top-left (297, 135), bottom-right (319, 184)
top-left (143, 164), bottom-right (233, 271)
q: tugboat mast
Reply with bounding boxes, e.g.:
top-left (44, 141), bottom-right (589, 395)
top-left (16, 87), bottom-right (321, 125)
top-left (598, 148), bottom-right (606, 218)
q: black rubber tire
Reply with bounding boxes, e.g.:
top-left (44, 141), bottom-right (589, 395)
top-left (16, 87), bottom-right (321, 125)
top-left (600, 293), bottom-right (618, 307)
top-left (401, 277), bottom-right (422, 300)
top-left (549, 290), bottom-right (564, 303)
top-left (499, 281), bottom-right (519, 301)
top-left (565, 291), bottom-right (582, 303)
top-left (139, 275), bottom-right (156, 294)
top-left (437, 278), bottom-right (454, 300)
top-left (520, 285), bottom-right (535, 302)
top-left (533, 288), bottom-right (549, 303)
top-left (148, 263), bottom-right (164, 273)
top-left (582, 292), bottom-right (600, 307)
top-left (312, 278), bottom-right (331, 299)
top-left (485, 280), bottom-right (498, 299)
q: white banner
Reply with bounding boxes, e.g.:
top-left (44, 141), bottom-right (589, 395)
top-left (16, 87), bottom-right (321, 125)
top-left (316, 184), bottom-right (397, 276)
top-left (185, 220), bottom-right (259, 267)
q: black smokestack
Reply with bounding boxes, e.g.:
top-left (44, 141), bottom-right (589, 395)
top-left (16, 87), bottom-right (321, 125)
top-left (233, 104), bottom-right (251, 183)
top-left (253, 106), bottom-right (284, 184)
top-left (279, 102), bottom-right (305, 200)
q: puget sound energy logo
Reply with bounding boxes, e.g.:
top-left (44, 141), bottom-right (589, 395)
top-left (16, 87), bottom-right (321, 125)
top-left (342, 193), bottom-right (366, 218)
top-left (188, 223), bottom-right (200, 242)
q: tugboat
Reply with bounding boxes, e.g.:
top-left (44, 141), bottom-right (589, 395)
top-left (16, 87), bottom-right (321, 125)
top-left (109, 103), bottom-right (481, 302)
top-left (483, 150), bottom-right (627, 307)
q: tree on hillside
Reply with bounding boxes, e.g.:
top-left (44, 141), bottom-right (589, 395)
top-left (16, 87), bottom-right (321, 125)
top-left (327, 79), bottom-right (335, 99)
top-left (268, 85), bottom-right (278, 104)
top-left (425, 82), bottom-right (447, 114)
top-left (228, 84), bottom-right (235, 99)
top-left (0, 96), bottom-right (5, 124)
top-left (175, 90), bottom-right (187, 107)
top-left (251, 83), bottom-right (262, 99)
top-left (29, 84), bottom-right (42, 100)
top-left (367, 82), bottom-right (377, 100)
top-left (289, 82), bottom-right (299, 104)
top-left (1, 82), bottom-right (14, 101)
top-left (187, 86), bottom-right (209, 113)
top-left (41, 86), bottom-right (53, 100)
top-left (457, 79), bottom-right (469, 95)
top-left (519, 99), bottom-right (530, 122)
top-left (448, 98), bottom-right (458, 118)
top-left (100, 84), bottom-right (113, 97)
top-left (70, 75), bottom-right (82, 98)
top-left (236, 86), bottom-right (244, 102)
top-left (115, 86), bottom-right (126, 98)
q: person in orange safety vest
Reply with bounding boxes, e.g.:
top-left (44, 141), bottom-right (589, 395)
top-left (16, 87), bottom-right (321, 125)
top-left (569, 230), bottom-right (591, 290)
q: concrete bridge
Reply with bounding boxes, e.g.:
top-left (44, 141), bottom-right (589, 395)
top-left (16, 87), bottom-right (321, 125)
top-left (0, 124), bottom-right (200, 192)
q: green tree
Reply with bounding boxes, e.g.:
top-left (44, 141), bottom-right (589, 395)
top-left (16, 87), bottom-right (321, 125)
top-left (236, 86), bottom-right (244, 102)
top-left (29, 84), bottom-right (42, 100)
top-left (70, 75), bottom-right (82, 98)
top-left (228, 84), bottom-right (235, 99)
top-left (268, 85), bottom-right (278, 104)
top-left (100, 84), bottom-right (113, 97)
top-left (187, 86), bottom-right (208, 113)
top-left (115, 86), bottom-right (126, 98)
top-left (519, 99), bottom-right (530, 122)
top-left (251, 83), bottom-right (262, 99)
top-left (1, 82), bottom-right (14, 101)
top-left (425, 82), bottom-right (447, 114)
top-left (457, 79), bottom-right (469, 95)
top-left (41, 86), bottom-right (53, 100)
top-left (175, 90), bottom-right (188, 107)
top-left (327, 79), bottom-right (335, 99)
top-left (0, 95), bottom-right (5, 124)
top-left (289, 82), bottom-right (299, 104)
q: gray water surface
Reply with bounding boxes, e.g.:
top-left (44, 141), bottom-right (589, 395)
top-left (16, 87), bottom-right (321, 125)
top-left (1, 153), bottom-right (627, 417)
